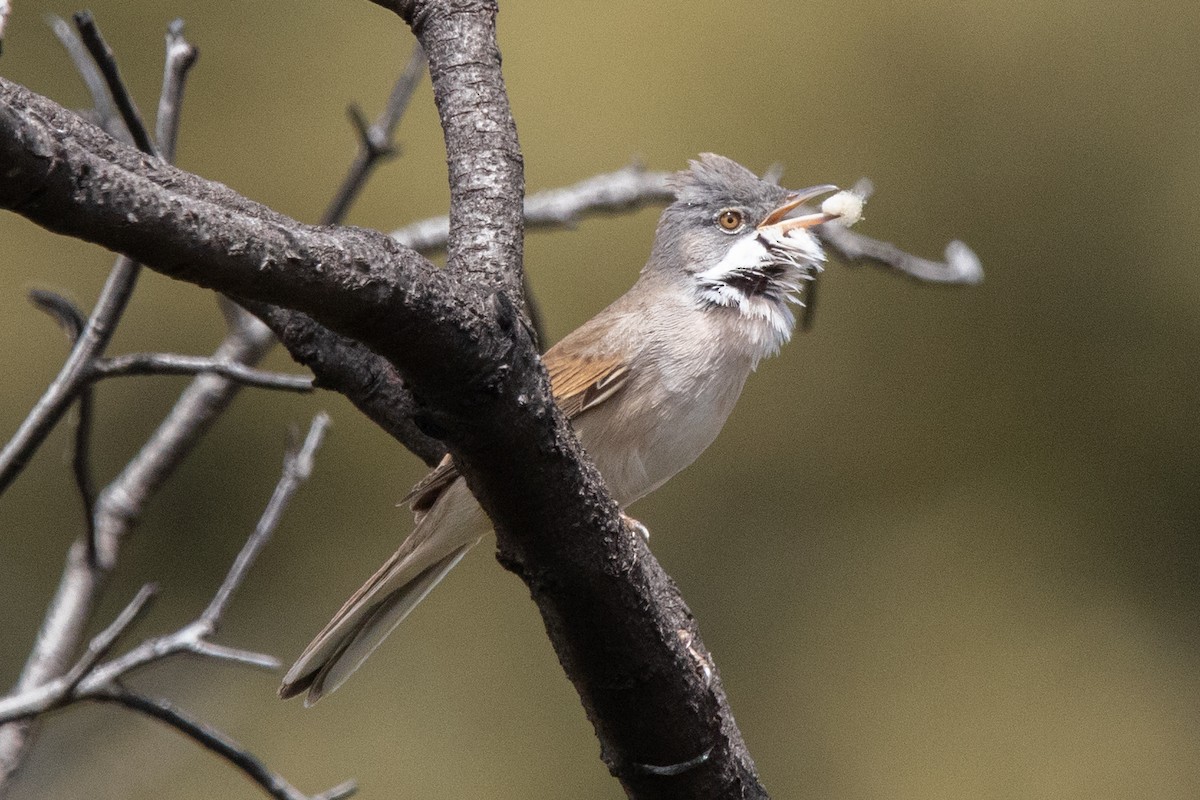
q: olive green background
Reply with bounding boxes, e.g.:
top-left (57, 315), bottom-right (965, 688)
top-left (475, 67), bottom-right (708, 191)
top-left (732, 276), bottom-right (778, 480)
top-left (1, 1), bottom-right (1197, 798)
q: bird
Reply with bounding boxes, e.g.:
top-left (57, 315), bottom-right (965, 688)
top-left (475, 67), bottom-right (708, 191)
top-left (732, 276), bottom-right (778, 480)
top-left (280, 153), bottom-right (858, 705)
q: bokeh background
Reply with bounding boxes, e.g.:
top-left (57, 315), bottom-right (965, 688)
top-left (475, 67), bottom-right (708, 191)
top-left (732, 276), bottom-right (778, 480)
top-left (1, 1), bottom-right (1198, 798)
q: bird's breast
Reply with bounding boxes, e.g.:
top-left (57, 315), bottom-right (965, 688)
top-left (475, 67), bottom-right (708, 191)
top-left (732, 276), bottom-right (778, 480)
top-left (573, 309), bottom-right (759, 507)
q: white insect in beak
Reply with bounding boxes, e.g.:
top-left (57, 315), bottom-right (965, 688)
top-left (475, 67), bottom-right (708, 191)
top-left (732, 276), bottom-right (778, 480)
top-left (819, 190), bottom-right (865, 227)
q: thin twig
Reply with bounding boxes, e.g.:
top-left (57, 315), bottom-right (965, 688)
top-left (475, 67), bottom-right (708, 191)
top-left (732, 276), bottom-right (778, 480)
top-left (0, 413), bottom-right (330, 726)
top-left (0, 7), bottom-right (175, 499)
top-left (27, 290), bottom-right (98, 558)
top-left (392, 162), bottom-right (674, 253)
top-left (819, 223), bottom-right (985, 284)
top-left (0, 11), bottom-right (192, 500)
top-left (154, 19), bottom-right (198, 162)
top-left (46, 14), bottom-right (124, 140)
top-left (92, 353), bottom-right (314, 392)
top-left (202, 413), bottom-right (330, 624)
top-left (94, 688), bottom-right (357, 800)
top-left (323, 44), bottom-right (425, 225)
top-left (72, 10), bottom-right (156, 156)
top-left (391, 164), bottom-right (984, 287)
top-left (0, 585), bottom-right (156, 722)
top-left (0, 266), bottom-right (143, 502)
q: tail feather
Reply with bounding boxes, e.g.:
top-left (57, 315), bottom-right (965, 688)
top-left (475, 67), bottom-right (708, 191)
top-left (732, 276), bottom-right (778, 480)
top-left (307, 545), bottom-right (471, 705)
top-left (280, 542), bottom-right (476, 704)
top-left (282, 472), bottom-right (490, 704)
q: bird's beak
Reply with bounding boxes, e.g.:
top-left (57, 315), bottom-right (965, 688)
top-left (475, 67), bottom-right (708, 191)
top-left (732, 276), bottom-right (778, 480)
top-left (757, 184), bottom-right (840, 235)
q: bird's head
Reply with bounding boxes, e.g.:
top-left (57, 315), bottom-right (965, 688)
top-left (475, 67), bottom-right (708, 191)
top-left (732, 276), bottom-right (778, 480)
top-left (646, 153), bottom-right (850, 352)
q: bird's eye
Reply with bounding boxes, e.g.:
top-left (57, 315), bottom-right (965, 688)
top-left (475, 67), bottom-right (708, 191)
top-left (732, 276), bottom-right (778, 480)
top-left (716, 209), bottom-right (744, 232)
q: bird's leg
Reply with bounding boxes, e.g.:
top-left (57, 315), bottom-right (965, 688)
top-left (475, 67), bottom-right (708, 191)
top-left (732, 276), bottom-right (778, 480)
top-left (620, 512), bottom-right (650, 543)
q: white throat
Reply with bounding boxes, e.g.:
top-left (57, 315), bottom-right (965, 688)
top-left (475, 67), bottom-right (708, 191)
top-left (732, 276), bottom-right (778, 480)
top-left (692, 228), bottom-right (824, 362)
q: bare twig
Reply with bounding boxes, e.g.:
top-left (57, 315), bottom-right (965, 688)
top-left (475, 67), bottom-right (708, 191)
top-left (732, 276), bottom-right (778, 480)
top-left (154, 19), bottom-right (198, 162)
top-left (47, 14), bottom-right (124, 140)
top-left (0, 416), bottom-right (341, 800)
top-left (26, 290), bottom-right (99, 562)
top-left (392, 162), bottom-right (673, 253)
top-left (392, 164), bottom-right (984, 288)
top-left (323, 44), bottom-right (425, 225)
top-left (0, 8), bottom-right (175, 499)
top-left (72, 10), bottom-right (156, 156)
top-left (95, 688), bottom-right (356, 800)
top-left (819, 223), bottom-right (985, 284)
top-left (62, 584), bottom-right (159, 690)
top-left (80, 416), bottom-right (334, 692)
top-left (0, 255), bottom-right (142, 499)
top-left (92, 353), bottom-right (314, 392)
top-left (0, 414), bottom-right (330, 711)
top-left (201, 413), bottom-right (330, 625)
top-left (0, 585), bottom-right (157, 722)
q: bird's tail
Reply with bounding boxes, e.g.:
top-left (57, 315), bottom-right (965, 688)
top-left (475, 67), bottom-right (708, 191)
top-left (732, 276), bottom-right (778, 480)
top-left (280, 480), bottom-right (488, 705)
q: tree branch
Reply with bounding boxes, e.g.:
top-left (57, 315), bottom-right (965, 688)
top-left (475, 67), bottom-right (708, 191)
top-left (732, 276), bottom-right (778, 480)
top-left (72, 10), bottom-right (156, 156)
top-left (92, 353), bottom-right (313, 391)
top-left (324, 44), bottom-right (425, 225)
top-left (0, 416), bottom-right (343, 799)
top-left (94, 689), bottom-right (356, 800)
top-left (392, 162), bottom-right (674, 252)
top-left (154, 19), bottom-right (198, 163)
top-left (26, 290), bottom-right (98, 559)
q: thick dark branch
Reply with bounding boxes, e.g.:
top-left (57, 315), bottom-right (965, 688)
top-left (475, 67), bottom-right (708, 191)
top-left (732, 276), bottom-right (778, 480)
top-left (382, 0), bottom-right (526, 299)
top-left (2, 5), bottom-right (768, 795)
top-left (249, 304), bottom-right (446, 466)
top-left (0, 10), bottom-right (764, 797)
top-left (372, 5), bottom-right (765, 797)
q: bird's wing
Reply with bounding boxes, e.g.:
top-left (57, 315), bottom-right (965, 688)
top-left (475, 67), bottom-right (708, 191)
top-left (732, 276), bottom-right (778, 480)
top-left (542, 351), bottom-right (630, 419)
top-left (400, 353), bottom-right (630, 512)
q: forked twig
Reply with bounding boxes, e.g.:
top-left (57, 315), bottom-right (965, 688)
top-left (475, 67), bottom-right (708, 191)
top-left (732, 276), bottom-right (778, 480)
top-left (0, 416), bottom-right (344, 800)
top-left (324, 44), bottom-right (426, 225)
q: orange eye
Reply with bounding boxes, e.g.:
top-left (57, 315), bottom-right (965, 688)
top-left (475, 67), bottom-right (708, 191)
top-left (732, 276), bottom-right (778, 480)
top-left (717, 209), bottom-right (744, 231)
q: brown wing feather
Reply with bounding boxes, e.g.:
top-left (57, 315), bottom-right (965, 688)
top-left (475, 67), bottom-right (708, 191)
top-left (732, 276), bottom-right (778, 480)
top-left (543, 351), bottom-right (630, 418)
top-left (400, 352), bottom-right (629, 512)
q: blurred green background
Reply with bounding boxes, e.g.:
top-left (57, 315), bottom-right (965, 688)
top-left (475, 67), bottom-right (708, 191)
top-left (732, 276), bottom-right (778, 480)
top-left (1, 0), bottom-right (1198, 798)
